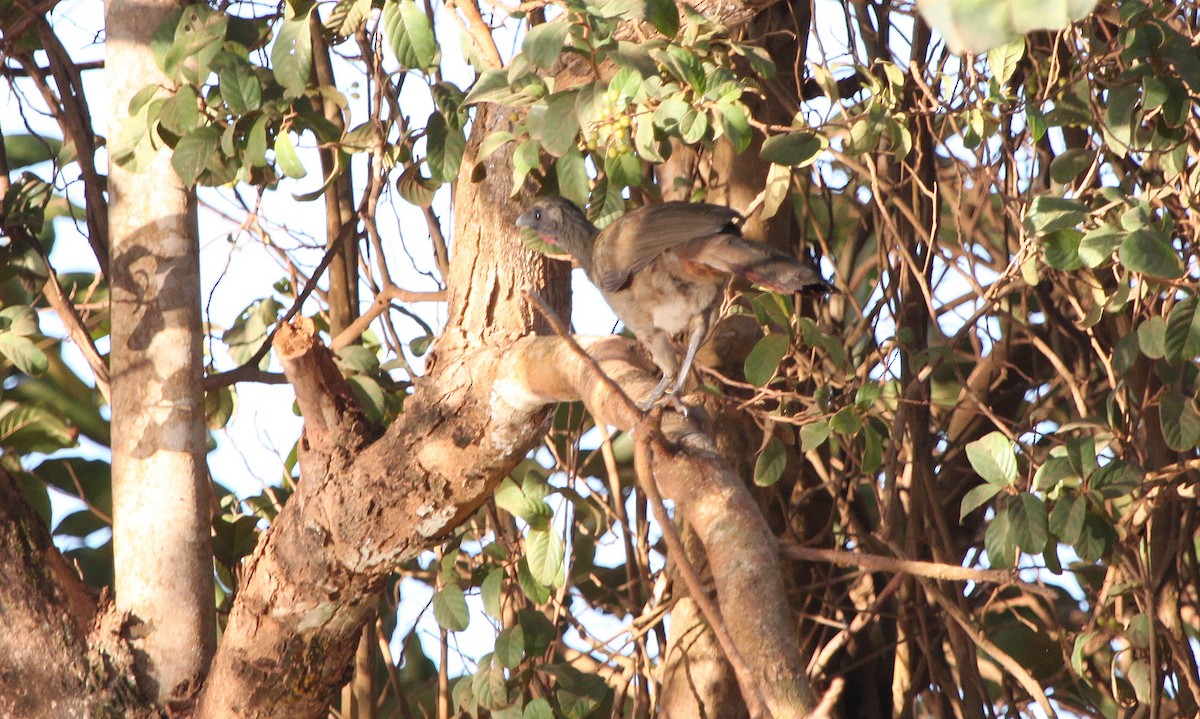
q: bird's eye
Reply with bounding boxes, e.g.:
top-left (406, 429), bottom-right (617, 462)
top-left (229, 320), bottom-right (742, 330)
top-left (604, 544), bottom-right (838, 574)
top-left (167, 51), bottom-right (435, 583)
top-left (533, 209), bottom-right (543, 220)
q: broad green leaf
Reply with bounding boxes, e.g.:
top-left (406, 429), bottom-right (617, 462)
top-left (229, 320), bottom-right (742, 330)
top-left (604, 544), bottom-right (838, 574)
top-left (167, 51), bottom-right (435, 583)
top-left (532, 92), bottom-right (580, 157)
top-left (1049, 148), bottom-right (1094, 184)
top-left (396, 164), bottom-right (439, 207)
top-left (432, 581), bottom-right (470, 631)
top-left (1023, 196), bottom-right (1088, 235)
top-left (644, 0), bottom-right (680, 36)
top-left (4, 134), bottom-right (63, 169)
top-left (526, 527), bottom-right (565, 588)
top-left (914, 0), bottom-right (1100, 54)
top-left (522, 22), bottom-right (569, 70)
top-left (959, 482), bottom-right (1002, 522)
top-left (481, 568), bottom-right (504, 619)
top-left (382, 0), bottom-right (439, 71)
top-left (1164, 297), bottom-right (1200, 362)
top-left (524, 698), bottom-right (554, 719)
top-left (0, 334), bottom-right (48, 375)
top-left (965, 431), bottom-right (1018, 486)
top-left (1137, 316), bottom-right (1167, 358)
top-left (219, 61), bottom-right (264, 114)
top-left (495, 625), bottom-right (525, 668)
top-left (829, 406), bottom-right (861, 435)
top-left (0, 406), bottom-right (77, 454)
top-left (1042, 228), bottom-right (1083, 270)
top-left (1049, 492), bottom-right (1086, 544)
top-left (1074, 511), bottom-right (1115, 563)
top-left (271, 14), bottom-right (313, 98)
top-left (986, 37), bottom-right (1024, 87)
top-left (1090, 460), bottom-right (1142, 499)
top-left (744, 333), bottom-right (789, 387)
top-left (1033, 456), bottom-right (1076, 492)
top-left (0, 306), bottom-right (40, 336)
top-left (516, 558), bottom-right (551, 604)
top-left (1160, 387), bottom-right (1200, 451)
top-left (761, 131), bottom-right (825, 166)
top-left (800, 420), bottom-right (830, 451)
top-left (517, 608), bottom-right (555, 654)
top-left (1118, 228), bottom-right (1184, 278)
top-left (984, 501), bottom-right (1019, 568)
top-left (715, 100), bottom-right (751, 153)
top-left (1077, 224), bottom-right (1123, 267)
top-left (273, 131), bottom-right (308, 179)
top-left (1011, 493), bottom-right (1049, 552)
top-left (494, 478), bottom-right (552, 527)
top-left (472, 654), bottom-right (509, 710)
top-left (555, 149), bottom-right (590, 208)
top-left (753, 435), bottom-right (787, 487)
top-left (172, 126), bottom-right (222, 186)
top-left (425, 111), bottom-right (465, 183)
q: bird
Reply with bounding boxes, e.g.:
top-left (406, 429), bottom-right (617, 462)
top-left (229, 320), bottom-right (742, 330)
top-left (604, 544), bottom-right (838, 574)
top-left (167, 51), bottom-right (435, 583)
top-left (516, 196), bottom-right (832, 409)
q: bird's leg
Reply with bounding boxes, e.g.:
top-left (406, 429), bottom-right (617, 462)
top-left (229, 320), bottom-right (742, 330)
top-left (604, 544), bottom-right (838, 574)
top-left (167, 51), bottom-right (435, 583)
top-left (638, 332), bottom-right (680, 411)
top-left (659, 315), bottom-right (709, 413)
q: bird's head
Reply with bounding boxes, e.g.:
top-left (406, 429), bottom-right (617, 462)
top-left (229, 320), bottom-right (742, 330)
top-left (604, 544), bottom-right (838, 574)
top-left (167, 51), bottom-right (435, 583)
top-left (516, 197), bottom-right (597, 263)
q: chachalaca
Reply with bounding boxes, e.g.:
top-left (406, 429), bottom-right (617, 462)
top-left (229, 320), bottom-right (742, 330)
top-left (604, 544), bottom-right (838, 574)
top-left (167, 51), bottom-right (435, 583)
top-left (517, 197), bottom-right (831, 408)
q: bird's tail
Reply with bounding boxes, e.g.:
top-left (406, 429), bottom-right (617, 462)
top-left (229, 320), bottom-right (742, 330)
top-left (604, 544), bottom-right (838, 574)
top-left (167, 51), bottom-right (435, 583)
top-left (689, 237), bottom-right (832, 294)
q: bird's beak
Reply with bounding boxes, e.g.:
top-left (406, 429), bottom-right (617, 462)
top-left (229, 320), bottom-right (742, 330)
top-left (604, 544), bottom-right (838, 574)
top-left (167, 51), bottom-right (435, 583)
top-left (515, 212), bottom-right (534, 229)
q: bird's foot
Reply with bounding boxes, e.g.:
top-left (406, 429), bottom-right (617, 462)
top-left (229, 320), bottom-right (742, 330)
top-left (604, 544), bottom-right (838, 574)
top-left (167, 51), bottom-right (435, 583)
top-left (636, 390), bottom-right (693, 416)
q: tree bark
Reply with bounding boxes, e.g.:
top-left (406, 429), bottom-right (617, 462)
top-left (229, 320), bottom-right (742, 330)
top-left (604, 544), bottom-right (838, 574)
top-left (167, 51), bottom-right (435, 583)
top-left (106, 0), bottom-right (216, 702)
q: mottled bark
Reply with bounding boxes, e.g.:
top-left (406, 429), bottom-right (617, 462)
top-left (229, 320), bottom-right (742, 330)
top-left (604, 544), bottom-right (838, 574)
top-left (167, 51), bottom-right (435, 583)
top-left (106, 0), bottom-right (216, 702)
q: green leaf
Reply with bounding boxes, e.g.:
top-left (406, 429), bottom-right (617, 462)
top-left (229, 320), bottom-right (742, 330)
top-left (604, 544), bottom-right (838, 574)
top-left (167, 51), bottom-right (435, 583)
top-left (396, 164), bottom-right (439, 207)
top-left (1077, 224), bottom-right (1124, 268)
top-left (829, 406), bottom-right (861, 435)
top-left (472, 654), bottom-right (509, 710)
top-left (382, 0), bottom-right (438, 71)
top-left (0, 306), bottom-right (40, 336)
top-left (1049, 492), bottom-right (1086, 544)
top-left (1074, 511), bottom-right (1115, 563)
top-left (715, 101), bottom-right (751, 153)
top-left (753, 435), bottom-right (787, 487)
top-left (532, 92), bottom-right (580, 157)
top-left (984, 501), bottom-right (1019, 568)
top-left (1137, 316), bottom-right (1167, 359)
top-left (986, 37), bottom-right (1024, 87)
top-left (1011, 493), bottom-right (1049, 553)
top-left (800, 420), bottom-right (829, 451)
top-left (760, 131), bottom-right (825, 166)
top-left (1118, 228), bottom-right (1184, 278)
top-left (425, 111), bottom-right (465, 183)
top-left (516, 558), bottom-right (551, 604)
top-left (526, 527), bottom-right (565, 588)
top-left (219, 61), bottom-right (264, 114)
top-left (965, 431), bottom-right (1018, 486)
top-left (495, 625), bottom-right (525, 668)
top-left (1023, 196), bottom-right (1088, 235)
top-left (1090, 460), bottom-right (1142, 499)
top-left (1033, 456), bottom-right (1076, 492)
top-left (156, 85), bottom-right (201, 136)
top-left (432, 582), bottom-right (470, 631)
top-left (959, 482), bottom-right (1002, 522)
top-left (1160, 387), bottom-right (1200, 451)
top-left (1042, 228), bottom-right (1083, 270)
top-left (481, 568), bottom-right (504, 620)
top-left (524, 698), bottom-right (554, 719)
top-left (522, 22), bottom-right (569, 70)
top-left (271, 14), bottom-right (313, 98)
top-left (644, 0), bottom-right (680, 35)
top-left (555, 149), bottom-right (590, 208)
top-left (0, 334), bottom-right (49, 375)
top-left (494, 478), bottom-right (553, 527)
top-left (915, 0), bottom-right (1100, 54)
top-left (744, 333), bottom-right (789, 387)
top-left (1049, 148), bottom-right (1094, 184)
top-left (1164, 297), bottom-right (1200, 362)
top-left (274, 131), bottom-right (308, 179)
top-left (171, 126), bottom-right (222, 186)
top-left (4, 134), bottom-right (63, 169)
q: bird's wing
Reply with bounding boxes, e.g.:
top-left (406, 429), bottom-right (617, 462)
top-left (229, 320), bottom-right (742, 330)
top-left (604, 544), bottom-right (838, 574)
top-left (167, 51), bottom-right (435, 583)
top-left (594, 202), bottom-right (742, 293)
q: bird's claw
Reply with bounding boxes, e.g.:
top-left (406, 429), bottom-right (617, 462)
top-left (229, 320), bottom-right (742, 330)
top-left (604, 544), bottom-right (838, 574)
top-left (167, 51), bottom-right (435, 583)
top-left (637, 391), bottom-right (692, 417)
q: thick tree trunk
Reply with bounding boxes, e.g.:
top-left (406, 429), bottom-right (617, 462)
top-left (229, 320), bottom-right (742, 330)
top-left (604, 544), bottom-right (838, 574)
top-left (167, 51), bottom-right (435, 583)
top-left (106, 0), bottom-right (216, 702)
